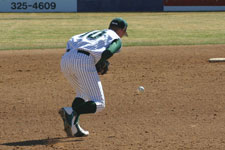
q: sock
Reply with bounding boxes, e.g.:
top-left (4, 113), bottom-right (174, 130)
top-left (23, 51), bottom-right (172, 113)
top-left (72, 97), bottom-right (85, 124)
top-left (74, 114), bottom-right (80, 124)
top-left (76, 101), bottom-right (97, 114)
top-left (72, 97), bottom-right (85, 110)
top-left (72, 98), bottom-right (97, 124)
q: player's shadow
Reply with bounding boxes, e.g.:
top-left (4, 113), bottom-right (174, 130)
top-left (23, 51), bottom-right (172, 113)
top-left (1, 137), bottom-right (83, 146)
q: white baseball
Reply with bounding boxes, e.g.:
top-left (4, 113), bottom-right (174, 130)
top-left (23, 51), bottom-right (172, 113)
top-left (138, 86), bottom-right (145, 92)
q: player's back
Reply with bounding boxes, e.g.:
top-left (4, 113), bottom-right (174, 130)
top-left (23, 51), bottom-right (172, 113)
top-left (67, 29), bottom-right (120, 53)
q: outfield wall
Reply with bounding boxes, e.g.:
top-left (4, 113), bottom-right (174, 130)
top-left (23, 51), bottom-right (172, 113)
top-left (77, 0), bottom-right (163, 12)
top-left (0, 0), bottom-right (163, 12)
top-left (0, 0), bottom-right (224, 12)
top-left (164, 0), bottom-right (225, 11)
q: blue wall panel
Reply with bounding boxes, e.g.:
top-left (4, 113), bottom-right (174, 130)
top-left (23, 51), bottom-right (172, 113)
top-left (77, 0), bottom-right (163, 12)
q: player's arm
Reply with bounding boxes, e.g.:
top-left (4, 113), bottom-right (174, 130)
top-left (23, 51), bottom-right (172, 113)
top-left (97, 39), bottom-right (122, 64)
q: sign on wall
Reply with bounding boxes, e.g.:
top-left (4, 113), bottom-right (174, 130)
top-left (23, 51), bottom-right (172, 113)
top-left (0, 0), bottom-right (77, 12)
top-left (164, 0), bottom-right (225, 11)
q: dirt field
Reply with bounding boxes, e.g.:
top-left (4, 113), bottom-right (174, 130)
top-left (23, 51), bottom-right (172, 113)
top-left (1, 45), bottom-right (225, 150)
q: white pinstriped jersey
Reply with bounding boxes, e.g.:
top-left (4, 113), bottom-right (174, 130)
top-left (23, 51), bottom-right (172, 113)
top-left (66, 29), bottom-right (121, 64)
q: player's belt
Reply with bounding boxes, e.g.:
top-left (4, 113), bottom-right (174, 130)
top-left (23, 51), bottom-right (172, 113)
top-left (77, 50), bottom-right (90, 56)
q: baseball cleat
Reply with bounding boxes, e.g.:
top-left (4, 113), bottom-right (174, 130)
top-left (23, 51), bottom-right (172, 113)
top-left (58, 107), bottom-right (89, 137)
top-left (74, 123), bottom-right (89, 137)
top-left (58, 107), bottom-right (74, 137)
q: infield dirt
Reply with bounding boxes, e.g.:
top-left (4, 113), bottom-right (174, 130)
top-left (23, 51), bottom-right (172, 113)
top-left (1, 45), bottom-right (225, 150)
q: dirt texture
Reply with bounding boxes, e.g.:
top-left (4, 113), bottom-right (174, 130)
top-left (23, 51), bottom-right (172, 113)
top-left (1, 45), bottom-right (225, 150)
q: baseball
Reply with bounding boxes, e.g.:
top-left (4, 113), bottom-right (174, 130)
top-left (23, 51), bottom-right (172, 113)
top-left (138, 86), bottom-right (145, 92)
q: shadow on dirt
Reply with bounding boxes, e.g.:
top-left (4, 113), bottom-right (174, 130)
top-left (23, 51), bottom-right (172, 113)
top-left (1, 137), bottom-right (83, 146)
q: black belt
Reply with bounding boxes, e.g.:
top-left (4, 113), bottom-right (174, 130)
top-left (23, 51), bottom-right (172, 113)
top-left (77, 50), bottom-right (90, 56)
top-left (66, 49), bottom-right (90, 56)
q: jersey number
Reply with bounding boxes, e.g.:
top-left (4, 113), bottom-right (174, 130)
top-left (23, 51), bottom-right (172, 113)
top-left (80, 31), bottom-right (106, 40)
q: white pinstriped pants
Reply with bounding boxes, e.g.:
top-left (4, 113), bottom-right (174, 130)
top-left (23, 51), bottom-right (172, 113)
top-left (60, 49), bottom-right (105, 112)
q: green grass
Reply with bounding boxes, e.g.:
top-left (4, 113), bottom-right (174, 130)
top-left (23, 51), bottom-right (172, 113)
top-left (0, 12), bottom-right (225, 50)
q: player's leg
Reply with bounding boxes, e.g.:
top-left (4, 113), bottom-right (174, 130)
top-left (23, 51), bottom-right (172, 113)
top-left (73, 62), bottom-right (106, 115)
top-left (59, 52), bottom-right (89, 137)
top-left (69, 51), bottom-right (105, 114)
top-left (60, 51), bottom-right (106, 136)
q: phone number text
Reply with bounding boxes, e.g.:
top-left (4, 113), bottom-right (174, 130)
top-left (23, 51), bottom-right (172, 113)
top-left (11, 2), bottom-right (56, 10)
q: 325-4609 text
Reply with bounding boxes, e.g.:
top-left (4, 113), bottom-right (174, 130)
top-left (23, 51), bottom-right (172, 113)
top-left (11, 2), bottom-right (56, 10)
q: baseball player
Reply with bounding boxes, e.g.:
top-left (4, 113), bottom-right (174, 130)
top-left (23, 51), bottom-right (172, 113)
top-left (59, 17), bottom-right (128, 137)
